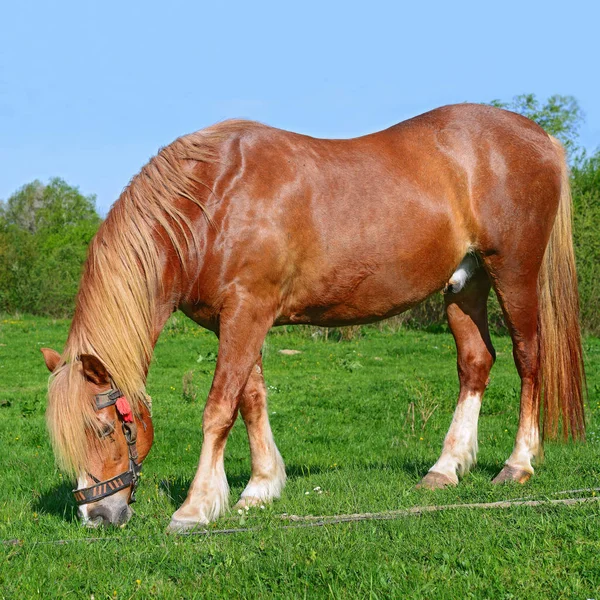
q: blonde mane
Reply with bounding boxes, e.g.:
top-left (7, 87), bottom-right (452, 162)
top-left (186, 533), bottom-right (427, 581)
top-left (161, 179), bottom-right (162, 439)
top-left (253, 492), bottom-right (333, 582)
top-left (47, 119), bottom-right (259, 475)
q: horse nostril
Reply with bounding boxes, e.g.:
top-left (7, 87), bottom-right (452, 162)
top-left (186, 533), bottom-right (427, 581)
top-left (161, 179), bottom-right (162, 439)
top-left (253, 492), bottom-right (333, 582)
top-left (87, 503), bottom-right (131, 527)
top-left (116, 505), bottom-right (133, 526)
top-left (86, 505), bottom-right (112, 528)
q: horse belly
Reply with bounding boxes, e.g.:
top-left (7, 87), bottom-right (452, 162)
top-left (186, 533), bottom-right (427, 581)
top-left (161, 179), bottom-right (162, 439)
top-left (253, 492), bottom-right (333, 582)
top-left (278, 239), bottom-right (462, 327)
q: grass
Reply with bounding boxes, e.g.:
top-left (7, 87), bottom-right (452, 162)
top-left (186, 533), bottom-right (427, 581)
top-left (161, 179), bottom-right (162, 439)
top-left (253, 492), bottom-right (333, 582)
top-left (0, 314), bottom-right (599, 598)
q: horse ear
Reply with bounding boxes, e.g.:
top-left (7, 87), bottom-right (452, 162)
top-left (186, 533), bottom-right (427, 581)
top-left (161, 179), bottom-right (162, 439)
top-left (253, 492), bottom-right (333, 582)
top-left (41, 348), bottom-right (61, 373)
top-left (80, 354), bottom-right (110, 385)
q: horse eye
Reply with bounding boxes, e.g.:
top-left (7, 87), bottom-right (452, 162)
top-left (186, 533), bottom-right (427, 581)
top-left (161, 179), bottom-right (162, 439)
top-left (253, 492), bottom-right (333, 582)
top-left (99, 420), bottom-right (116, 439)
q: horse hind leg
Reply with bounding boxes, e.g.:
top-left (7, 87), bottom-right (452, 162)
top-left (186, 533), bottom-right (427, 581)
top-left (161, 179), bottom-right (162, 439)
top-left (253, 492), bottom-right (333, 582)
top-left (490, 147), bottom-right (585, 482)
top-left (418, 266), bottom-right (495, 489)
top-left (486, 257), bottom-right (542, 484)
top-left (234, 356), bottom-right (286, 509)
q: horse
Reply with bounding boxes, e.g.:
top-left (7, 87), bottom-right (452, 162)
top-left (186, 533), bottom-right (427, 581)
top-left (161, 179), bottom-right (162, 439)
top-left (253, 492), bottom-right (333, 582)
top-left (41, 103), bottom-right (585, 530)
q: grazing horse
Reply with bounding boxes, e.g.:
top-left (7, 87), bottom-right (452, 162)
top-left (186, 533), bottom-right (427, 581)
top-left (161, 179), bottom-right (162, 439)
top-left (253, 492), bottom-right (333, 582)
top-left (42, 104), bottom-right (585, 530)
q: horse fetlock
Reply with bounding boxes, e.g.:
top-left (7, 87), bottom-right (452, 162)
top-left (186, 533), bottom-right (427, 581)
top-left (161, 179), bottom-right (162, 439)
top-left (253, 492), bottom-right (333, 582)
top-left (239, 452), bottom-right (287, 506)
top-left (238, 473), bottom-right (286, 506)
top-left (503, 431), bottom-right (540, 477)
top-left (171, 473), bottom-right (230, 527)
top-left (427, 391), bottom-right (481, 485)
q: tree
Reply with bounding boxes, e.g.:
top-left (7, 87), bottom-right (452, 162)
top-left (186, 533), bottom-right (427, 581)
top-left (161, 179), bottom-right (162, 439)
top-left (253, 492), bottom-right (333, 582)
top-left (0, 178), bottom-right (100, 235)
top-left (0, 180), bottom-right (45, 233)
top-left (0, 178), bottom-right (101, 316)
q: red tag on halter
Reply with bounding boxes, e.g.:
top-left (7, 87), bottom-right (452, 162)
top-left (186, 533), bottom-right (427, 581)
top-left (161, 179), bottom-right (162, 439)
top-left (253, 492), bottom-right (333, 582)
top-left (115, 396), bottom-right (134, 423)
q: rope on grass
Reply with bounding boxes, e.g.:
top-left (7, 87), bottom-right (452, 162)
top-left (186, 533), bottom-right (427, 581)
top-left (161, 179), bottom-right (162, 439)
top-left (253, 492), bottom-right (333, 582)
top-left (280, 494), bottom-right (600, 525)
top-left (3, 488), bottom-right (600, 547)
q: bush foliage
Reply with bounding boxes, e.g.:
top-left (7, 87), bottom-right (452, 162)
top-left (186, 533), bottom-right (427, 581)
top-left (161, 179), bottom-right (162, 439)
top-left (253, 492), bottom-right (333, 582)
top-left (0, 179), bottom-right (100, 316)
top-left (1, 96), bottom-right (598, 332)
top-left (571, 153), bottom-right (600, 334)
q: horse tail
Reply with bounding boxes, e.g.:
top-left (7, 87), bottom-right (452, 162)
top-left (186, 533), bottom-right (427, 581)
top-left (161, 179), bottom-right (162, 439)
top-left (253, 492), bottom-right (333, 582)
top-left (537, 136), bottom-right (586, 441)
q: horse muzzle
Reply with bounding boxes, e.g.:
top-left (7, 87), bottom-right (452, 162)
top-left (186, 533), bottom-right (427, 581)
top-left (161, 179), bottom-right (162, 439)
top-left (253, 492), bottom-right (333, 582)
top-left (84, 500), bottom-right (133, 528)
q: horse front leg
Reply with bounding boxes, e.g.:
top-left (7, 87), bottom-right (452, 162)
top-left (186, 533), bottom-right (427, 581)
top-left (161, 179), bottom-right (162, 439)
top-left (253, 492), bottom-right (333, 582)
top-left (168, 302), bottom-right (273, 532)
top-left (234, 356), bottom-right (286, 509)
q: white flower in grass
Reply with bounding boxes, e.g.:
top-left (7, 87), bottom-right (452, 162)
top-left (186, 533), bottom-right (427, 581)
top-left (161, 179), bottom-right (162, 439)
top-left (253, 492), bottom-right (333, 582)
top-left (237, 509), bottom-right (243, 515)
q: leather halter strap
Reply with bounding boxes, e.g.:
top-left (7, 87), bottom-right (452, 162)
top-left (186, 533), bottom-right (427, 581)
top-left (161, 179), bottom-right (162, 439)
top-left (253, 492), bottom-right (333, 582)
top-left (72, 388), bottom-right (143, 506)
top-left (94, 388), bottom-right (123, 410)
top-left (73, 469), bottom-right (136, 505)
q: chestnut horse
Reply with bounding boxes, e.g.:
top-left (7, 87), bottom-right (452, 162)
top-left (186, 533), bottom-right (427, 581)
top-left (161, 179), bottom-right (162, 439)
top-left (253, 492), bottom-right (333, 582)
top-left (42, 104), bottom-right (585, 530)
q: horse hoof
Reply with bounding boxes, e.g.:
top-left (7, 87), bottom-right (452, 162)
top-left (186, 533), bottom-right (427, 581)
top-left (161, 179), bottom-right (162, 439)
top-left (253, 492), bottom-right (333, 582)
top-left (233, 496), bottom-right (262, 510)
top-left (166, 518), bottom-right (208, 534)
top-left (416, 471), bottom-right (457, 490)
top-left (491, 465), bottom-right (532, 485)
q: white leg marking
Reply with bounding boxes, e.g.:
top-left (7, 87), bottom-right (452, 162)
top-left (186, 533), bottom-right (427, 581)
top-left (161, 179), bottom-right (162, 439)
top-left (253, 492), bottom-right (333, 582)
top-left (428, 392), bottom-right (482, 483)
top-left (448, 254), bottom-right (478, 293)
top-left (170, 434), bottom-right (230, 526)
top-left (237, 368), bottom-right (286, 508)
top-left (505, 422), bottom-right (540, 474)
top-left (239, 423), bottom-right (286, 506)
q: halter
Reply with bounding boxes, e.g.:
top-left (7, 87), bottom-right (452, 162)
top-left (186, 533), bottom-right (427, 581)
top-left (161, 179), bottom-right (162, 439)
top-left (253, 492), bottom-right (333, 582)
top-left (72, 388), bottom-right (143, 506)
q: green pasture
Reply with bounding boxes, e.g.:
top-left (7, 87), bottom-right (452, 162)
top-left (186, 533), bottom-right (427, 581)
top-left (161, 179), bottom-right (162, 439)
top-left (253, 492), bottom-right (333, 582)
top-left (0, 314), bottom-right (599, 598)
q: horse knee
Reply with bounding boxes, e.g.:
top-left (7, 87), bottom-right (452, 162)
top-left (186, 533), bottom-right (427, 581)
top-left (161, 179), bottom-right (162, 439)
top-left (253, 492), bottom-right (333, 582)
top-left (203, 401), bottom-right (238, 437)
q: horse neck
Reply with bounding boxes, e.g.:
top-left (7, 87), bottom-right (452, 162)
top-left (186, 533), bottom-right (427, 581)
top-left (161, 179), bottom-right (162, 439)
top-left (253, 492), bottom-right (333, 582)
top-left (65, 224), bottom-right (181, 400)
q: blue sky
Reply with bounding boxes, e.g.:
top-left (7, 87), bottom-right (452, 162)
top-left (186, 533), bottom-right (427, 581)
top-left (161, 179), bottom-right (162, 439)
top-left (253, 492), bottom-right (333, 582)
top-left (1, 1), bottom-right (598, 215)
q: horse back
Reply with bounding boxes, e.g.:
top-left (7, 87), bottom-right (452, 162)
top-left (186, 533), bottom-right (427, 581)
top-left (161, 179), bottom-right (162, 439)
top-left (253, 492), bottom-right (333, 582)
top-left (181, 104), bottom-right (561, 327)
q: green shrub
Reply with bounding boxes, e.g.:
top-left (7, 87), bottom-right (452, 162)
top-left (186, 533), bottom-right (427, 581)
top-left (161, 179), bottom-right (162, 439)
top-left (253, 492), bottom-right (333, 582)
top-left (0, 179), bottom-right (100, 317)
top-left (572, 154), bottom-right (600, 335)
